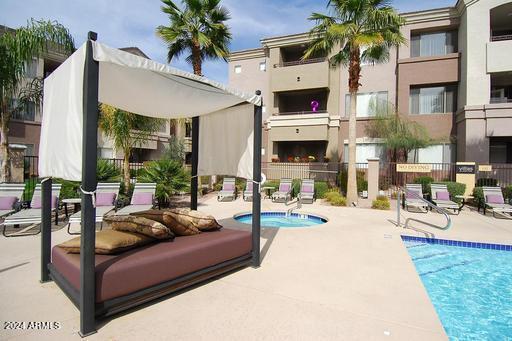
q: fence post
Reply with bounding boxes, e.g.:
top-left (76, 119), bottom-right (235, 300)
top-left (367, 158), bottom-right (380, 201)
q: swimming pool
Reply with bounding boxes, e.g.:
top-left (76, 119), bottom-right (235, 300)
top-left (234, 211), bottom-right (327, 228)
top-left (402, 236), bottom-right (512, 340)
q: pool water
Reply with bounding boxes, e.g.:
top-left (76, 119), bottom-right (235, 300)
top-left (403, 237), bottom-right (512, 340)
top-left (235, 212), bottom-right (327, 228)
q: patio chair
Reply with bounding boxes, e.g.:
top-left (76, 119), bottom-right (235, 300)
top-left (271, 178), bottom-right (293, 203)
top-left (298, 179), bottom-right (315, 204)
top-left (2, 183), bottom-right (62, 237)
top-left (114, 182), bottom-right (157, 215)
top-left (217, 178), bottom-right (236, 202)
top-left (404, 184), bottom-right (429, 213)
top-left (243, 181), bottom-right (253, 201)
top-left (67, 182), bottom-right (120, 234)
top-left (482, 186), bottom-right (512, 218)
top-left (430, 183), bottom-right (461, 214)
top-left (0, 183), bottom-right (26, 219)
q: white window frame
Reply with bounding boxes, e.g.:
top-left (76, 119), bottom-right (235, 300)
top-left (234, 65), bottom-right (242, 74)
top-left (259, 61), bottom-right (266, 71)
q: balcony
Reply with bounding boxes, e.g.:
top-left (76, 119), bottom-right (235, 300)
top-left (488, 3), bottom-right (512, 73)
top-left (267, 112), bottom-right (330, 142)
top-left (271, 59), bottom-right (329, 92)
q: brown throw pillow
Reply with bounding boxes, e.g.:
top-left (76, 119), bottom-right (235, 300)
top-left (131, 209), bottom-right (202, 236)
top-left (168, 208), bottom-right (222, 232)
top-left (56, 230), bottom-right (155, 254)
top-left (104, 215), bottom-right (174, 240)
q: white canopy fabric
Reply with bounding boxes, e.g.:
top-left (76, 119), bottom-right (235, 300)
top-left (39, 41), bottom-right (261, 181)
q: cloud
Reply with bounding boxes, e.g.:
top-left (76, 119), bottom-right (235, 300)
top-left (0, 0), bottom-right (455, 84)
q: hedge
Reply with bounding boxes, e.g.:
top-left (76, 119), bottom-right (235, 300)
top-left (413, 176), bottom-right (434, 193)
top-left (372, 195), bottom-right (390, 210)
top-left (433, 181), bottom-right (466, 202)
top-left (339, 170), bottom-right (367, 195)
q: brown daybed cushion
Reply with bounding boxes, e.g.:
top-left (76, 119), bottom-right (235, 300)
top-left (56, 230), bottom-right (155, 255)
top-left (103, 215), bottom-right (174, 240)
top-left (51, 228), bottom-right (252, 302)
top-left (131, 209), bottom-right (221, 236)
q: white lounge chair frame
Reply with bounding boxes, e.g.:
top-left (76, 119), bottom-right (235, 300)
top-left (272, 178), bottom-right (293, 203)
top-left (298, 179), bottom-right (315, 204)
top-left (0, 183), bottom-right (25, 219)
top-left (482, 186), bottom-right (512, 218)
top-left (431, 183), bottom-right (461, 214)
top-left (243, 181), bottom-right (253, 201)
top-left (67, 182), bottom-right (120, 234)
top-left (2, 183), bottom-right (62, 237)
top-left (114, 182), bottom-right (157, 215)
top-left (404, 184), bottom-right (429, 213)
top-left (217, 178), bottom-right (236, 202)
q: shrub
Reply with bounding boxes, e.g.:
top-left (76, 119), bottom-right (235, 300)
top-left (372, 196), bottom-right (390, 210)
top-left (434, 181), bottom-right (466, 202)
top-left (291, 179), bottom-right (301, 198)
top-left (314, 181), bottom-right (329, 199)
top-left (476, 178), bottom-right (498, 187)
top-left (138, 159), bottom-right (190, 205)
top-left (330, 195), bottom-right (347, 206)
top-left (504, 186), bottom-right (512, 201)
top-left (472, 187), bottom-right (484, 208)
top-left (97, 159), bottom-right (121, 181)
top-left (339, 170), bottom-right (367, 195)
top-left (413, 176), bottom-right (434, 194)
top-left (54, 179), bottom-right (80, 199)
top-left (324, 189), bottom-right (340, 202)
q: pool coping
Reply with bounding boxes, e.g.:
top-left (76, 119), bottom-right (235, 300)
top-left (401, 235), bottom-right (512, 251)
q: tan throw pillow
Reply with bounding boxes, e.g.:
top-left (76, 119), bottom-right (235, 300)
top-left (104, 215), bottom-right (174, 240)
top-left (168, 208), bottom-right (222, 232)
top-left (131, 209), bottom-right (200, 236)
top-left (56, 230), bottom-right (155, 254)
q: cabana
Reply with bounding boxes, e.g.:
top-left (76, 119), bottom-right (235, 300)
top-left (38, 32), bottom-right (262, 337)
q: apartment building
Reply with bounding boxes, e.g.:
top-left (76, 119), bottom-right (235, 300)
top-left (228, 0), bottom-right (512, 165)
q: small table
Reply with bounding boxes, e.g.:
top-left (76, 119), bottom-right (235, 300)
top-left (455, 195), bottom-right (474, 212)
top-left (62, 198), bottom-right (82, 218)
top-left (260, 186), bottom-right (276, 199)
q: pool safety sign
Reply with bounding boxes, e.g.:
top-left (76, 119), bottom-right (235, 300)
top-left (456, 162), bottom-right (476, 196)
top-left (396, 163), bottom-right (432, 173)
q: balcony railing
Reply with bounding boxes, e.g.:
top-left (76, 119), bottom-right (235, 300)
top-left (491, 34), bottom-right (512, 42)
top-left (273, 57), bottom-right (326, 68)
top-left (273, 110), bottom-right (327, 116)
top-left (490, 97), bottom-right (512, 104)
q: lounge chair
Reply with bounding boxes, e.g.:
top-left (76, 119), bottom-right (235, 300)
top-left (482, 186), bottom-right (512, 218)
top-left (217, 178), bottom-right (236, 202)
top-left (2, 183), bottom-right (62, 237)
top-left (298, 179), bottom-right (315, 204)
top-left (404, 184), bottom-right (428, 213)
top-left (114, 182), bottom-right (157, 215)
top-left (67, 182), bottom-right (120, 234)
top-left (430, 183), bottom-right (461, 214)
top-left (243, 181), bottom-right (253, 201)
top-left (0, 183), bottom-right (25, 219)
top-left (271, 178), bottom-right (292, 203)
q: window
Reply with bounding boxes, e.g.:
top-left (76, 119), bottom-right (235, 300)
top-left (24, 58), bottom-right (38, 78)
top-left (11, 100), bottom-right (36, 121)
top-left (489, 138), bottom-right (512, 163)
top-left (185, 121), bottom-right (192, 138)
top-left (409, 144), bottom-right (455, 163)
top-left (97, 148), bottom-right (114, 159)
top-left (16, 144), bottom-right (34, 156)
top-left (409, 85), bottom-right (457, 114)
top-left (410, 31), bottom-right (457, 57)
top-left (259, 62), bottom-right (266, 71)
top-left (344, 143), bottom-right (386, 163)
top-left (345, 91), bottom-right (388, 117)
top-left (234, 65), bottom-right (242, 74)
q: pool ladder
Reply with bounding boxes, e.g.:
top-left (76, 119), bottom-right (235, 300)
top-left (397, 188), bottom-right (452, 230)
top-left (286, 198), bottom-right (302, 216)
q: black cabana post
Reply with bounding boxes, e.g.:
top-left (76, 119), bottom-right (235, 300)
top-left (40, 177), bottom-right (52, 282)
top-left (190, 116), bottom-right (199, 210)
top-left (252, 90), bottom-right (262, 267)
top-left (79, 31), bottom-right (99, 337)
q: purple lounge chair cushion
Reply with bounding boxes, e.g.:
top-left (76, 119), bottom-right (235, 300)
top-left (132, 192), bottom-right (153, 205)
top-left (31, 195), bottom-right (58, 209)
top-left (96, 192), bottom-right (116, 207)
top-left (302, 184), bottom-right (314, 193)
top-left (406, 190), bottom-right (421, 199)
top-left (246, 182), bottom-right (253, 191)
top-left (0, 196), bottom-right (17, 210)
top-left (279, 184), bottom-right (290, 192)
top-left (486, 194), bottom-right (504, 204)
top-left (436, 191), bottom-right (450, 200)
top-left (223, 184), bottom-right (235, 191)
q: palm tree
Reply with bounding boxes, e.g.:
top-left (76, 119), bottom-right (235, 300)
top-left (98, 104), bottom-right (166, 193)
top-left (0, 19), bottom-right (75, 182)
top-left (156, 0), bottom-right (232, 76)
top-left (304, 0), bottom-right (405, 205)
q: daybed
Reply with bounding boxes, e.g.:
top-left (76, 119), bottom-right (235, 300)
top-left (50, 228), bottom-right (252, 316)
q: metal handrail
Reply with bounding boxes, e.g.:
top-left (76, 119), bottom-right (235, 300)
top-left (274, 57), bottom-right (326, 68)
top-left (397, 187), bottom-right (452, 230)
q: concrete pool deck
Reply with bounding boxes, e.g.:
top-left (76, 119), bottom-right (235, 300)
top-left (1, 195), bottom-right (511, 340)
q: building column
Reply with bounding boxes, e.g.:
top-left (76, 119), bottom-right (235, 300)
top-left (367, 158), bottom-right (380, 201)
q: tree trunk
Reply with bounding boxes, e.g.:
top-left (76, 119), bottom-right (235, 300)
top-left (0, 111), bottom-right (11, 183)
top-left (346, 47), bottom-right (361, 206)
top-left (191, 42), bottom-right (202, 76)
top-left (123, 149), bottom-right (131, 195)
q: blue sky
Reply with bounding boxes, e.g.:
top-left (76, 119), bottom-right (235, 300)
top-left (0, 0), bottom-right (454, 84)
